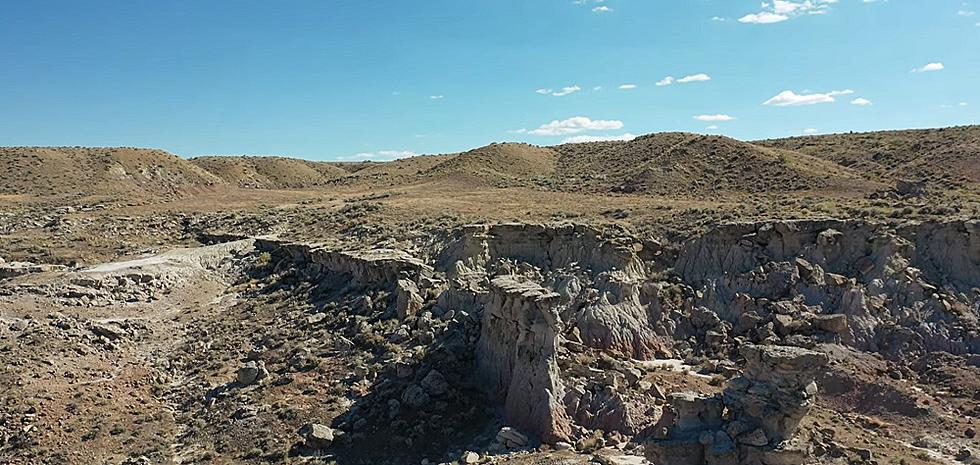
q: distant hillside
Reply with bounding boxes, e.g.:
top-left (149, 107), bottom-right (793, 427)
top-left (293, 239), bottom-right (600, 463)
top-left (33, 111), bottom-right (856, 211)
top-left (551, 133), bottom-right (874, 195)
top-left (5, 125), bottom-right (976, 201)
top-left (191, 156), bottom-right (348, 189)
top-left (422, 143), bottom-right (557, 186)
top-left (757, 125), bottom-right (980, 188)
top-left (0, 147), bottom-right (221, 199)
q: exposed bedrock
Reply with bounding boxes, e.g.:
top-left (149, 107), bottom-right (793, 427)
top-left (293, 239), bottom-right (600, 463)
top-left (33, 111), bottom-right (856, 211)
top-left (253, 219), bottom-right (977, 454)
top-left (438, 223), bottom-right (668, 359)
top-left (475, 276), bottom-right (573, 443)
top-left (255, 238), bottom-right (436, 319)
top-left (438, 223), bottom-right (646, 280)
top-left (646, 344), bottom-right (830, 465)
top-left (676, 220), bottom-right (980, 357)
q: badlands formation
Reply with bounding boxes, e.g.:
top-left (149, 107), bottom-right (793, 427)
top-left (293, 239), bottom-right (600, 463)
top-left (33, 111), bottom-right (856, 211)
top-left (1, 127), bottom-right (979, 465)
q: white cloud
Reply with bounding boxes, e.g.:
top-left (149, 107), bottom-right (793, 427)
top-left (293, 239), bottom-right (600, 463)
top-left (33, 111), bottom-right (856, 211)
top-left (911, 62), bottom-right (944, 73)
top-left (850, 97), bottom-right (872, 106)
top-left (711, 16), bottom-right (727, 22)
top-left (657, 74), bottom-right (710, 86)
top-left (517, 116), bottom-right (625, 136)
top-left (694, 114), bottom-right (735, 121)
top-left (345, 150), bottom-right (418, 161)
top-left (803, 128), bottom-right (818, 134)
top-left (619, 84), bottom-right (638, 90)
top-left (763, 89), bottom-right (854, 106)
top-left (957, 10), bottom-right (975, 16)
top-left (739, 0), bottom-right (838, 24)
top-left (429, 95), bottom-right (444, 100)
top-left (593, 6), bottom-right (612, 12)
top-left (535, 85), bottom-right (581, 97)
top-left (706, 125), bottom-right (720, 130)
top-left (561, 133), bottom-right (637, 144)
top-left (739, 12), bottom-right (790, 24)
top-left (677, 73), bottom-right (711, 83)
top-left (960, 102), bottom-right (969, 106)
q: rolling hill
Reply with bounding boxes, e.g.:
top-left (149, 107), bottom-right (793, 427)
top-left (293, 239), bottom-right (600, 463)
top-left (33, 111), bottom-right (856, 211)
top-left (551, 132), bottom-right (876, 195)
top-left (421, 143), bottom-right (558, 186)
top-left (757, 125), bottom-right (980, 187)
top-left (0, 147), bottom-right (222, 199)
top-left (190, 156), bottom-right (349, 189)
top-left (4, 125), bottom-right (977, 201)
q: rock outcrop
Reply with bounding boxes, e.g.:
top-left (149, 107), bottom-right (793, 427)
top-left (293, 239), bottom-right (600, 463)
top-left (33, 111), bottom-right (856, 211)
top-left (646, 344), bottom-right (830, 465)
top-left (0, 261), bottom-right (65, 280)
top-left (255, 238), bottom-right (436, 320)
top-left (475, 276), bottom-right (572, 443)
top-left (248, 219), bottom-right (976, 461)
top-left (675, 220), bottom-right (980, 357)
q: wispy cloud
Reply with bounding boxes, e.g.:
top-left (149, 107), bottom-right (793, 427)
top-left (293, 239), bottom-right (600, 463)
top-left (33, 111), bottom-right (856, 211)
top-left (536, 85), bottom-right (582, 97)
top-left (739, 0), bottom-right (838, 24)
top-left (515, 116), bottom-right (625, 136)
top-left (763, 89), bottom-right (854, 106)
top-left (561, 133), bottom-right (637, 144)
top-left (656, 73), bottom-right (710, 86)
top-left (344, 150), bottom-right (418, 161)
top-left (677, 73), bottom-right (711, 83)
top-left (911, 62), bottom-right (944, 73)
top-left (429, 95), bottom-right (444, 100)
top-left (803, 128), bottom-right (819, 134)
top-left (850, 97), bottom-right (873, 106)
top-left (574, 0), bottom-right (612, 13)
top-left (618, 84), bottom-right (638, 90)
top-left (694, 114), bottom-right (735, 121)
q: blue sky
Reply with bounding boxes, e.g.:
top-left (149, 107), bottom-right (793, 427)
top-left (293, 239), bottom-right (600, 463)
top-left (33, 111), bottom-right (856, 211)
top-left (1, 0), bottom-right (977, 161)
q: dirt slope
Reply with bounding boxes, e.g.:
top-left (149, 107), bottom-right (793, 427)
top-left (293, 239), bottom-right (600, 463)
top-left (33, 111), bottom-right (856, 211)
top-left (422, 143), bottom-right (557, 186)
top-left (0, 147), bottom-right (222, 199)
top-left (191, 156), bottom-right (349, 189)
top-left (552, 132), bottom-right (874, 195)
top-left (757, 125), bottom-right (980, 187)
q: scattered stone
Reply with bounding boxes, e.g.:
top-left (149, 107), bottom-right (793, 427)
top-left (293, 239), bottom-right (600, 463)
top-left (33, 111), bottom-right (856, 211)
top-left (460, 451), bottom-right (480, 464)
top-left (299, 423), bottom-right (334, 450)
top-left (495, 427), bottom-right (529, 449)
top-left (237, 361), bottom-right (269, 386)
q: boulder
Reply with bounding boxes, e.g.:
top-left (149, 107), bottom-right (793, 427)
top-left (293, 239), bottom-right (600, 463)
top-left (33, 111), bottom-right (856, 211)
top-left (237, 361), bottom-right (269, 386)
top-left (299, 423), bottom-right (334, 450)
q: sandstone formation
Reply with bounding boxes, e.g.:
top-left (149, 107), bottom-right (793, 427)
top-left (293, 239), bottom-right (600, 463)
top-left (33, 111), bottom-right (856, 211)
top-left (242, 220), bottom-right (979, 462)
top-left (4, 219), bottom-right (978, 465)
top-left (647, 344), bottom-right (829, 465)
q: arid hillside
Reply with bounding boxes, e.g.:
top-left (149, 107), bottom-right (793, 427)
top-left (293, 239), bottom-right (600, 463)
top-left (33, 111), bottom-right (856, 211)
top-left (5, 127), bottom-right (978, 202)
top-left (0, 147), bottom-right (222, 199)
top-left (757, 125), bottom-right (980, 187)
top-left (191, 156), bottom-right (349, 189)
top-left (421, 143), bottom-right (558, 186)
top-left (552, 132), bottom-right (877, 195)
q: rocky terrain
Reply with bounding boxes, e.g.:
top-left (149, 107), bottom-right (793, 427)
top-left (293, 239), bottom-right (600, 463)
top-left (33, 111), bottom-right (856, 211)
top-left (1, 126), bottom-right (979, 465)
